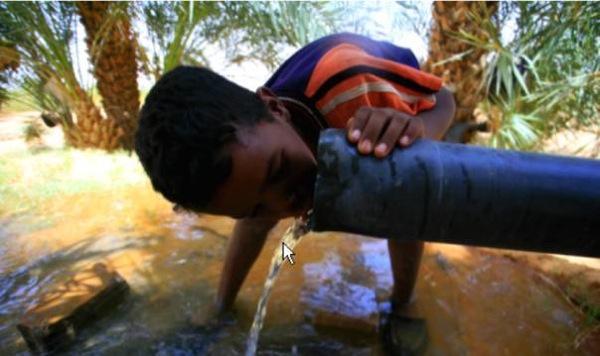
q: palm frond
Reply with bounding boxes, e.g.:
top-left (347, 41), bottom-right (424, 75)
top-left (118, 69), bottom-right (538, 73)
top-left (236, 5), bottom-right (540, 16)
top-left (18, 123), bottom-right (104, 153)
top-left (456, 1), bottom-right (599, 150)
top-left (0, 1), bottom-right (85, 110)
top-left (137, 1), bottom-right (350, 75)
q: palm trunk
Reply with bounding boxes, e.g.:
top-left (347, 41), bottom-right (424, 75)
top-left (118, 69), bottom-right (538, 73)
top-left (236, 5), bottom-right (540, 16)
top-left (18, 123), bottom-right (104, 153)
top-left (0, 44), bottom-right (20, 109)
top-left (424, 1), bottom-right (498, 142)
top-left (70, 87), bottom-right (123, 150)
top-left (76, 1), bottom-right (140, 149)
top-left (44, 74), bottom-right (123, 150)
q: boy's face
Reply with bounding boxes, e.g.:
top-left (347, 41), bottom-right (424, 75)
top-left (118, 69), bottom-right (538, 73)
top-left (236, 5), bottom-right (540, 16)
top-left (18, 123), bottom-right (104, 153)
top-left (206, 112), bottom-right (317, 220)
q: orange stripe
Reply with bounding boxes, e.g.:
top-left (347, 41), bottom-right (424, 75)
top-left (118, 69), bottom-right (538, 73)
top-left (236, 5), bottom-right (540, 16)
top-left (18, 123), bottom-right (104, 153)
top-left (305, 44), bottom-right (442, 98)
top-left (324, 91), bottom-right (436, 128)
top-left (316, 73), bottom-right (435, 112)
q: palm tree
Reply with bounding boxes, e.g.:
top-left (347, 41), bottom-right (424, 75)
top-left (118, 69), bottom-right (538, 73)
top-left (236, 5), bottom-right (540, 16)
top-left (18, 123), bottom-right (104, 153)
top-left (0, 1), bottom-right (124, 150)
top-left (0, 41), bottom-right (20, 109)
top-left (423, 1), bottom-right (498, 142)
top-left (76, 1), bottom-right (140, 149)
top-left (455, 1), bottom-right (599, 150)
top-left (2, 1), bottom-right (344, 150)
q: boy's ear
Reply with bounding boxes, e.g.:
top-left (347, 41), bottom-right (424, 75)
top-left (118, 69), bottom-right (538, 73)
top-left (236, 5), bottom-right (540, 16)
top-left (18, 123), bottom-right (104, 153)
top-left (256, 86), bottom-right (290, 123)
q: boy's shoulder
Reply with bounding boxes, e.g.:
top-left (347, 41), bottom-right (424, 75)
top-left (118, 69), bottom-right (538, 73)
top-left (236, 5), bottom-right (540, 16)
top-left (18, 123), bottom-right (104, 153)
top-left (265, 33), bottom-right (419, 100)
top-left (266, 33), bottom-right (441, 128)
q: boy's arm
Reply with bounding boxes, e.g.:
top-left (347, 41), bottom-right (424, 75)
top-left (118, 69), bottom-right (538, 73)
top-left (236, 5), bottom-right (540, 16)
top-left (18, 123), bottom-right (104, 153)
top-left (216, 217), bottom-right (279, 312)
top-left (347, 86), bottom-right (456, 157)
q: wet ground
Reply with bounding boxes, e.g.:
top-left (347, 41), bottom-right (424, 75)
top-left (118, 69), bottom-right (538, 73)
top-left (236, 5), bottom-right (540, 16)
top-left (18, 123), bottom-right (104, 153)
top-left (1, 112), bottom-right (599, 355)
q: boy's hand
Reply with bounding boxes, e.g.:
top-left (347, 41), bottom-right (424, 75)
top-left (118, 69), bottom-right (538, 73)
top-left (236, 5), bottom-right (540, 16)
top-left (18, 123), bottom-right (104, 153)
top-left (347, 107), bottom-right (425, 158)
top-left (190, 301), bottom-right (235, 330)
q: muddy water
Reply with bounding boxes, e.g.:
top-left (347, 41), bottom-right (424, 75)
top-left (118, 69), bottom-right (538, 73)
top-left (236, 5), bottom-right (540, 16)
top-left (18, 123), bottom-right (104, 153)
top-left (1, 178), bottom-right (599, 354)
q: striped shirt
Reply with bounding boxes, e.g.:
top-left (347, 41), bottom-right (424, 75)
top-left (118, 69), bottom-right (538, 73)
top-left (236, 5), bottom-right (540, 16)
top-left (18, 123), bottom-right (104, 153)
top-left (265, 33), bottom-right (443, 129)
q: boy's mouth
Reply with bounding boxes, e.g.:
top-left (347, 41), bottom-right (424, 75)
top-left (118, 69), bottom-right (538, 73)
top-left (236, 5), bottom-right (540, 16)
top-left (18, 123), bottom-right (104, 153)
top-left (296, 193), bottom-right (314, 216)
top-left (289, 166), bottom-right (316, 217)
top-left (290, 196), bottom-right (313, 219)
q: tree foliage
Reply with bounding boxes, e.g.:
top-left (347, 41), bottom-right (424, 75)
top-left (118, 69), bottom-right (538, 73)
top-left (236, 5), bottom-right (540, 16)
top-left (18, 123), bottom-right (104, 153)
top-left (1, 1), bottom-right (346, 150)
top-left (458, 1), bottom-right (599, 149)
top-left (0, 1), bottom-right (81, 117)
top-left (137, 1), bottom-right (344, 78)
top-left (3, 1), bottom-right (597, 152)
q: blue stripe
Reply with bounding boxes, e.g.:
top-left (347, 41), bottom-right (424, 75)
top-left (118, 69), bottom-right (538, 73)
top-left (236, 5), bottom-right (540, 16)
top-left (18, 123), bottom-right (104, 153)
top-left (265, 33), bottom-right (419, 110)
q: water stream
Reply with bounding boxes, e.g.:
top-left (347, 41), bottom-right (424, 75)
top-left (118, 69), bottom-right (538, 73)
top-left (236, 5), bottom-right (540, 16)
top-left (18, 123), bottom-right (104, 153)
top-left (245, 218), bottom-right (310, 356)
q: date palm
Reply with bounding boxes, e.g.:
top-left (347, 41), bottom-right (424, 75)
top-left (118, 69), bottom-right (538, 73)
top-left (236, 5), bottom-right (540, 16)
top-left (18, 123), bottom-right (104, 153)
top-left (0, 41), bottom-right (20, 109)
top-left (76, 1), bottom-right (140, 149)
top-left (0, 2), bottom-right (124, 149)
top-left (423, 1), bottom-right (498, 142)
top-left (456, 1), bottom-right (599, 150)
top-left (2, 1), bottom-right (343, 150)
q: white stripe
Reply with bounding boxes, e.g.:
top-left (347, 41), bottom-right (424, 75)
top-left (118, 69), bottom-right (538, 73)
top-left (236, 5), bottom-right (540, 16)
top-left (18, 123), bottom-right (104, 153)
top-left (320, 81), bottom-right (435, 115)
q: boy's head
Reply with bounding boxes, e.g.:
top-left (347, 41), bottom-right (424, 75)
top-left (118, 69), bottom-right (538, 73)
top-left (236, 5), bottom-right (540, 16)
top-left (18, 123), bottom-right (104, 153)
top-left (135, 66), bottom-right (316, 220)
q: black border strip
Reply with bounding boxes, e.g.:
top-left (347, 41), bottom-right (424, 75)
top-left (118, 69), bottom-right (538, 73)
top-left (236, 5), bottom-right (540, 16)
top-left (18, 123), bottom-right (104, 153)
top-left (310, 65), bottom-right (437, 103)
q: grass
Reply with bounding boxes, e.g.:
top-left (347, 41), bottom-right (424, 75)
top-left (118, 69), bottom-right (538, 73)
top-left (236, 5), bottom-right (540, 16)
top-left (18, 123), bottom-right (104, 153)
top-left (0, 86), bottom-right (153, 217)
top-left (0, 147), bottom-right (148, 217)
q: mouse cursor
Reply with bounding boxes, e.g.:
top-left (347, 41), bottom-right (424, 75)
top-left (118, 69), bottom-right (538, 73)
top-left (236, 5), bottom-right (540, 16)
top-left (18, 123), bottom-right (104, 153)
top-left (282, 242), bottom-right (295, 265)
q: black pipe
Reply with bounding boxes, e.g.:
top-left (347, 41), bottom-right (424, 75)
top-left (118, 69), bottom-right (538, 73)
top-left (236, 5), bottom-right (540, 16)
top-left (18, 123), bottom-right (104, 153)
top-left (311, 129), bottom-right (600, 257)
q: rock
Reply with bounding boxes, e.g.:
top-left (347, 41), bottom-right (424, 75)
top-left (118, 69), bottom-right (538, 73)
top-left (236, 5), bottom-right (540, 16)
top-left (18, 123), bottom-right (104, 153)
top-left (305, 282), bottom-right (379, 336)
top-left (17, 263), bottom-right (129, 353)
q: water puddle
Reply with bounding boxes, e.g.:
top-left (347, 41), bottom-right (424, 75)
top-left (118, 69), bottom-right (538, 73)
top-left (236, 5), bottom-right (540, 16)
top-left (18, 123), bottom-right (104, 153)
top-left (245, 218), bottom-right (309, 356)
top-left (0, 149), bottom-right (598, 354)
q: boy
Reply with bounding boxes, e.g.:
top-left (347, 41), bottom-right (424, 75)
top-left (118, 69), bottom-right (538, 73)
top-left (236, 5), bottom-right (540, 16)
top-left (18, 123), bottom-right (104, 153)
top-left (135, 33), bottom-right (455, 352)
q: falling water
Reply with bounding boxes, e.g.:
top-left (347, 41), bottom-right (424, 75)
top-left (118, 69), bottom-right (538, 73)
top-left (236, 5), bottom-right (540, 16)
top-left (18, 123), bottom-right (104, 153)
top-left (245, 218), bottom-right (310, 356)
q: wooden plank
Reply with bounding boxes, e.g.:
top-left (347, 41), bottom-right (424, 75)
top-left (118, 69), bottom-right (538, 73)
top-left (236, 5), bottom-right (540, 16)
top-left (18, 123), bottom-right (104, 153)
top-left (17, 262), bottom-right (129, 353)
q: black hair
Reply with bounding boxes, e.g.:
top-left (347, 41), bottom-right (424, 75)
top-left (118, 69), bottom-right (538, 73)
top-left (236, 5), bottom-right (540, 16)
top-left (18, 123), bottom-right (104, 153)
top-left (134, 66), bottom-right (270, 211)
